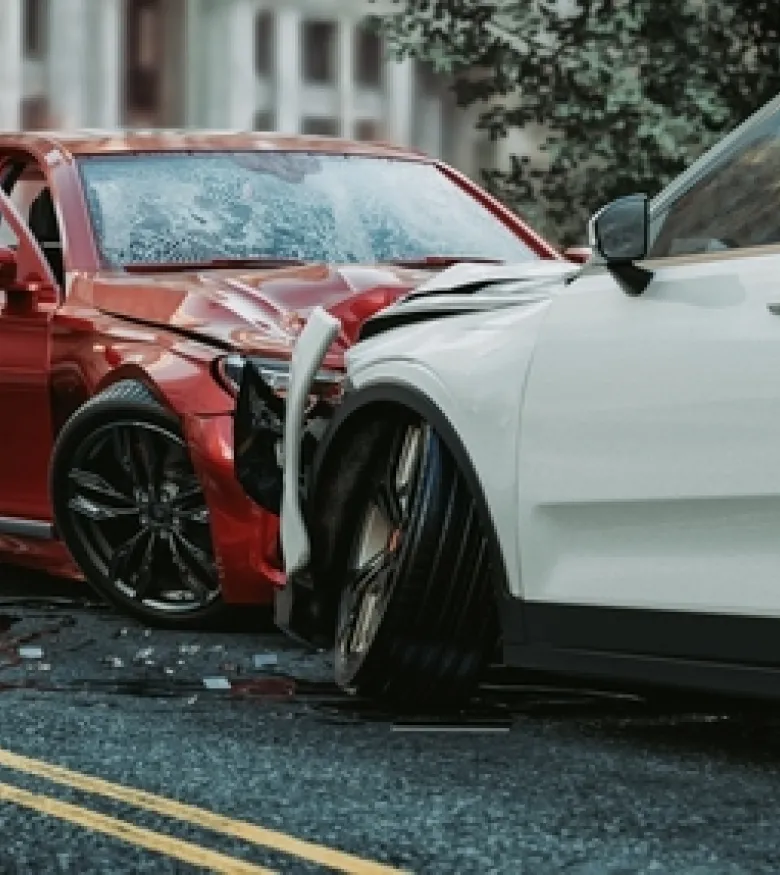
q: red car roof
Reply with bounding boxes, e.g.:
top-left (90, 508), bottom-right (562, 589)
top-left (0, 130), bottom-right (429, 161)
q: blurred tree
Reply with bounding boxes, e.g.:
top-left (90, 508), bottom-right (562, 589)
top-left (373, 0), bottom-right (779, 245)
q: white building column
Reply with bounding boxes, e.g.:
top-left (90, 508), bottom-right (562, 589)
top-left (451, 104), bottom-right (481, 177)
top-left (0, 0), bottom-right (22, 130)
top-left (197, 0), bottom-right (223, 128)
top-left (274, 8), bottom-right (301, 134)
top-left (337, 19), bottom-right (355, 138)
top-left (225, 0), bottom-right (256, 129)
top-left (94, 0), bottom-right (123, 127)
top-left (184, 0), bottom-right (204, 126)
top-left (47, 0), bottom-right (88, 127)
top-left (416, 93), bottom-right (443, 158)
top-left (385, 57), bottom-right (413, 147)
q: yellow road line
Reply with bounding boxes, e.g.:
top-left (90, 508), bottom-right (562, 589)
top-left (0, 747), bottom-right (406, 874)
top-left (0, 780), bottom-right (274, 874)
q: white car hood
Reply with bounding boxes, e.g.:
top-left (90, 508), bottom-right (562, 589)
top-left (358, 259), bottom-right (580, 340)
top-left (409, 259), bottom-right (579, 297)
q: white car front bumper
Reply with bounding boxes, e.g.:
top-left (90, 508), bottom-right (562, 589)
top-left (280, 306), bottom-right (341, 578)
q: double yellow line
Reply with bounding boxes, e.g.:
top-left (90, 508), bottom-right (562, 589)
top-left (0, 747), bottom-right (407, 873)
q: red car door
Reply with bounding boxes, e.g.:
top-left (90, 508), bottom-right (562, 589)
top-left (0, 179), bottom-right (59, 525)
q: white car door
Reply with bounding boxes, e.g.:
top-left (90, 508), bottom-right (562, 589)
top-left (516, 101), bottom-right (780, 660)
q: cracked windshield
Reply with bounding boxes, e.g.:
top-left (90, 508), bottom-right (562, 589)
top-left (78, 152), bottom-right (538, 267)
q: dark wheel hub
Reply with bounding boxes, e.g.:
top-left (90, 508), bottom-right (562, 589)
top-left (65, 421), bottom-right (219, 614)
top-left (141, 499), bottom-right (174, 529)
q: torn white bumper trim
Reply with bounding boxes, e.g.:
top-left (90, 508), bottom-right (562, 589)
top-left (281, 306), bottom-right (341, 577)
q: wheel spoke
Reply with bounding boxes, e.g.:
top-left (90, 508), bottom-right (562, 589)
top-left (337, 553), bottom-right (392, 651)
top-left (113, 427), bottom-right (143, 494)
top-left (174, 532), bottom-right (216, 576)
top-left (168, 481), bottom-right (205, 509)
top-left (374, 479), bottom-right (404, 529)
top-left (375, 425), bottom-right (422, 527)
top-left (168, 532), bottom-right (216, 600)
top-left (174, 505), bottom-right (210, 525)
top-left (351, 588), bottom-right (384, 655)
top-left (68, 494), bottom-right (139, 522)
top-left (113, 426), bottom-right (158, 496)
top-left (107, 529), bottom-right (146, 585)
top-left (394, 426), bottom-right (422, 494)
top-left (353, 550), bottom-right (391, 597)
top-left (336, 591), bottom-right (362, 653)
top-left (132, 530), bottom-right (158, 600)
top-left (134, 427), bottom-right (161, 496)
top-left (69, 468), bottom-right (134, 504)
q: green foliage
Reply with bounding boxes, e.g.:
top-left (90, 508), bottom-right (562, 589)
top-left (373, 0), bottom-right (780, 245)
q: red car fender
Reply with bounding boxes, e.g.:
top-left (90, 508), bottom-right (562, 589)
top-left (183, 411), bottom-right (284, 604)
top-left (94, 348), bottom-right (233, 418)
top-left (94, 347), bottom-right (283, 604)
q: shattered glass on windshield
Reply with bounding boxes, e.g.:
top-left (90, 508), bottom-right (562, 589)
top-left (77, 151), bottom-right (539, 267)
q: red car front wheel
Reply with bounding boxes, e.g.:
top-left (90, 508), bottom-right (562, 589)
top-left (51, 380), bottom-right (226, 628)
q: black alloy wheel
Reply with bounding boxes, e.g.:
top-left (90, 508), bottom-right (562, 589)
top-left (51, 381), bottom-right (224, 628)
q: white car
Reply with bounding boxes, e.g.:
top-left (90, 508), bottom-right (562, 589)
top-left (237, 92), bottom-right (780, 706)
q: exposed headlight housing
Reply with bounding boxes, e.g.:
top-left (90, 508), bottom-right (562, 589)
top-left (214, 353), bottom-right (343, 398)
top-left (229, 351), bottom-right (342, 515)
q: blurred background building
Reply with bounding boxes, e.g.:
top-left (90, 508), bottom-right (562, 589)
top-left (0, 0), bottom-right (523, 182)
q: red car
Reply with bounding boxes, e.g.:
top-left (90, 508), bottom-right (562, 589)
top-left (0, 130), bottom-right (564, 627)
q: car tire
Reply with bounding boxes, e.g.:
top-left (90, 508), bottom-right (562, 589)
top-left (51, 380), bottom-right (226, 629)
top-left (311, 407), bottom-right (499, 709)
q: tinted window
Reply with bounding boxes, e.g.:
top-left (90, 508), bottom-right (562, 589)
top-left (649, 107), bottom-right (780, 257)
top-left (302, 21), bottom-right (336, 83)
top-left (77, 152), bottom-right (540, 267)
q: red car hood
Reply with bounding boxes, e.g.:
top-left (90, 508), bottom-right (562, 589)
top-left (86, 263), bottom-right (433, 365)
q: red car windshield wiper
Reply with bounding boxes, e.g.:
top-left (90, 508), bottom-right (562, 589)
top-left (381, 255), bottom-right (505, 268)
top-left (124, 257), bottom-right (307, 273)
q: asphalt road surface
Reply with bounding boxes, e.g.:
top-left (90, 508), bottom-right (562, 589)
top-left (0, 566), bottom-right (778, 873)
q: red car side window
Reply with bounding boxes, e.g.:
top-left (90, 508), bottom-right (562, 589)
top-left (0, 175), bottom-right (58, 301)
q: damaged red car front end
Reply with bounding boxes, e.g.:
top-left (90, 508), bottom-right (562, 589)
top-left (0, 128), bottom-right (562, 627)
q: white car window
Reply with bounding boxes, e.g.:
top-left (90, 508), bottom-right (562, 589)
top-left (649, 106), bottom-right (780, 258)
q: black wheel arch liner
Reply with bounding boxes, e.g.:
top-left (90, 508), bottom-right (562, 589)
top-left (277, 380), bottom-right (526, 649)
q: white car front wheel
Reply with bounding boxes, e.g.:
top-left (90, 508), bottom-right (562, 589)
top-left (311, 406), bottom-right (499, 709)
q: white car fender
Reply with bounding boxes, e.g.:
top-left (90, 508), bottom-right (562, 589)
top-left (282, 297), bottom-right (554, 597)
top-left (345, 300), bottom-right (554, 599)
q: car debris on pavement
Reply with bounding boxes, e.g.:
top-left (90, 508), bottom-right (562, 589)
top-left (202, 677), bottom-right (231, 690)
